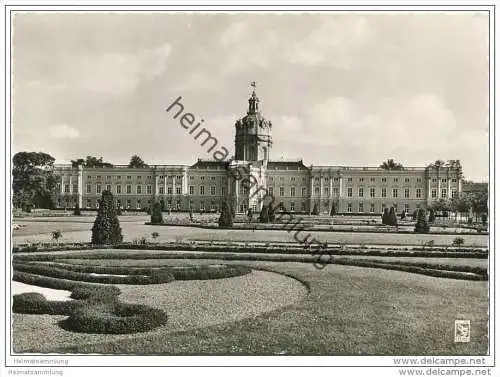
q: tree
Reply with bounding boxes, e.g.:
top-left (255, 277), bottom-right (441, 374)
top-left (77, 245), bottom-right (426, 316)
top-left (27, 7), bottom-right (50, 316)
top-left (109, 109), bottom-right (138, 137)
top-left (428, 208), bottom-right (436, 223)
top-left (428, 160), bottom-right (445, 170)
top-left (151, 231), bottom-right (159, 241)
top-left (268, 204), bottom-right (276, 222)
top-left (388, 206), bottom-right (398, 226)
top-left (330, 201), bottom-right (336, 216)
top-left (247, 208), bottom-right (253, 223)
top-left (71, 156), bottom-right (113, 168)
top-left (91, 190), bottom-right (123, 245)
top-left (446, 160), bottom-right (463, 179)
top-left (73, 202), bottom-right (81, 216)
top-left (13, 151), bottom-right (57, 211)
top-left (128, 155), bottom-right (149, 168)
top-left (412, 209), bottom-right (418, 221)
top-left (259, 205), bottom-right (269, 223)
top-left (312, 203), bottom-right (319, 215)
top-left (400, 210), bottom-right (406, 220)
top-left (218, 201), bottom-right (233, 228)
top-left (380, 159), bottom-right (404, 170)
top-left (150, 202), bottom-right (164, 224)
top-left (382, 207), bottom-right (390, 225)
top-left (414, 209), bottom-right (430, 233)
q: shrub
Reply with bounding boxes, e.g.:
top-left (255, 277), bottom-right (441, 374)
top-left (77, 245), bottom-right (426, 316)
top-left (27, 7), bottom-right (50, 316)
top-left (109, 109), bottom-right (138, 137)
top-left (268, 204), bottom-right (276, 222)
top-left (247, 208), bottom-right (253, 223)
top-left (51, 230), bottom-right (62, 243)
top-left (428, 209), bottom-right (436, 223)
top-left (259, 205), bottom-right (269, 223)
top-left (412, 210), bottom-right (418, 221)
top-left (330, 202), bottom-right (336, 216)
top-left (218, 201), bottom-right (233, 228)
top-left (382, 208), bottom-right (390, 225)
top-left (481, 214), bottom-right (488, 226)
top-left (63, 302), bottom-right (168, 334)
top-left (91, 191), bottom-right (123, 245)
top-left (415, 208), bottom-right (430, 233)
top-left (170, 265), bottom-right (251, 280)
top-left (150, 202), bottom-right (164, 224)
top-left (12, 292), bottom-right (81, 315)
top-left (387, 207), bottom-right (398, 226)
top-left (13, 262), bottom-right (175, 285)
top-left (452, 237), bottom-right (465, 247)
top-left (312, 203), bottom-right (319, 215)
top-left (73, 203), bottom-right (81, 216)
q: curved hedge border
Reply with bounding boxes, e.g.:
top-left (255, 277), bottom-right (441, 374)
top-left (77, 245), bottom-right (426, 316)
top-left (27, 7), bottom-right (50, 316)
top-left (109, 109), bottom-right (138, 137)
top-left (12, 258), bottom-right (252, 333)
top-left (13, 262), bottom-right (175, 285)
top-left (12, 242), bottom-right (488, 259)
top-left (60, 302), bottom-right (169, 334)
top-left (12, 272), bottom-right (168, 334)
top-left (13, 261), bottom-right (251, 283)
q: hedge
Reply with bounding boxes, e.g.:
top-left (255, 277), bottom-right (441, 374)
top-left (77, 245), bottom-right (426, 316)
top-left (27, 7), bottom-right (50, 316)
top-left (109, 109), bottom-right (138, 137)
top-left (12, 272), bottom-right (168, 334)
top-left (169, 265), bottom-right (252, 280)
top-left (61, 302), bottom-right (168, 334)
top-left (14, 261), bottom-right (251, 283)
top-left (13, 262), bottom-right (175, 285)
top-left (12, 292), bottom-right (83, 315)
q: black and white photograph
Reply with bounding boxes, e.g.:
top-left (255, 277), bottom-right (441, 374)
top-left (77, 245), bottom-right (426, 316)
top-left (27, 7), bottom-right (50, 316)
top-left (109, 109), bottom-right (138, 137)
top-left (1, 2), bottom-right (496, 377)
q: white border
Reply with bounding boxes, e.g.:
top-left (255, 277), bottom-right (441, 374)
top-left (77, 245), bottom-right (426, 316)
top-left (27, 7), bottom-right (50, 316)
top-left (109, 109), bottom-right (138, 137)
top-left (1, 1), bottom-right (497, 374)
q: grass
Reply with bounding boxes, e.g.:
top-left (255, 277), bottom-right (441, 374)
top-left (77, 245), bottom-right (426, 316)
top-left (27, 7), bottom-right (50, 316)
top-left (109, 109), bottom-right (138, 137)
top-left (52, 260), bottom-right (488, 355)
top-left (13, 249), bottom-right (487, 281)
top-left (13, 268), bottom-right (307, 353)
top-left (12, 219), bottom-right (489, 247)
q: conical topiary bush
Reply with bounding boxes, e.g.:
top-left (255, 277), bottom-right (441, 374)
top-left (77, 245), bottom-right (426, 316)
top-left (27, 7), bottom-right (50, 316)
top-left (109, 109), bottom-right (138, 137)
top-left (150, 202), bottom-right (164, 224)
top-left (218, 201), bottom-right (233, 228)
top-left (415, 208), bottom-right (430, 233)
top-left (91, 190), bottom-right (123, 245)
top-left (259, 205), bottom-right (269, 223)
top-left (389, 206), bottom-right (398, 226)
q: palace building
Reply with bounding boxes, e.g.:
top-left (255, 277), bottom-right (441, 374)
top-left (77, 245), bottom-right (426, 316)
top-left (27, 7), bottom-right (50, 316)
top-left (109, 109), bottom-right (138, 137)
top-left (53, 86), bottom-right (462, 215)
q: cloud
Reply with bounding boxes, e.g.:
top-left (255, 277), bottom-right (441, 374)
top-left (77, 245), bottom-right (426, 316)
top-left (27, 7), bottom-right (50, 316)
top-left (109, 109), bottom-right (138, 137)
top-left (286, 16), bottom-right (371, 67)
top-left (48, 124), bottom-right (81, 139)
top-left (217, 20), bottom-right (281, 75)
top-left (59, 43), bottom-right (172, 95)
top-left (285, 93), bottom-right (459, 154)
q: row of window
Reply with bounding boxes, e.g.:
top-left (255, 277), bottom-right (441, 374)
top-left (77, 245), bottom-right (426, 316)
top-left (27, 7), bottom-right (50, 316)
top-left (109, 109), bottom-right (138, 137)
top-left (56, 197), bottom-right (425, 214)
top-left (80, 184), bottom-right (230, 196)
top-left (63, 183), bottom-right (459, 200)
top-left (345, 203), bottom-right (412, 213)
top-left (84, 175), bottom-right (185, 181)
top-left (345, 187), bottom-right (457, 199)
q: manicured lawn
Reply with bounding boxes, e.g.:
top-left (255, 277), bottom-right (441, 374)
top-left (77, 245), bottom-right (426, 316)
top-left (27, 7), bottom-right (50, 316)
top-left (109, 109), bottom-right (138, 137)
top-left (57, 255), bottom-right (487, 269)
top-left (12, 220), bottom-right (488, 247)
top-left (54, 260), bottom-right (488, 355)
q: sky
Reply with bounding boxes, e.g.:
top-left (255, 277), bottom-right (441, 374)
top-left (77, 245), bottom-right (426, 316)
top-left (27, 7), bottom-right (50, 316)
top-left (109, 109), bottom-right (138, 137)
top-left (11, 12), bottom-right (489, 181)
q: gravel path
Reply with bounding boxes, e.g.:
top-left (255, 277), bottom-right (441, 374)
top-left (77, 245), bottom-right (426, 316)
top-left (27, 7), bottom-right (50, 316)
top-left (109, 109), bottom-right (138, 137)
top-left (12, 269), bottom-right (307, 353)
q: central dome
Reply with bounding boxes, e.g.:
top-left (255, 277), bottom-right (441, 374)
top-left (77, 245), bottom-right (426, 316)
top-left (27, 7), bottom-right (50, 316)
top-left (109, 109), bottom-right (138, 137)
top-left (234, 86), bottom-right (273, 162)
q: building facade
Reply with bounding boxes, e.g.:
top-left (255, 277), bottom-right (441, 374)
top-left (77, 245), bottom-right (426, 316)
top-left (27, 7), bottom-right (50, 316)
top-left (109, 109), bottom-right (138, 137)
top-left (53, 87), bottom-right (462, 215)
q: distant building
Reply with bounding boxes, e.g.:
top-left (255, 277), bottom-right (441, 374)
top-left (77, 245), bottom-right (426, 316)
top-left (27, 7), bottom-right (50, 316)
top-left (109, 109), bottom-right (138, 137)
top-left (53, 86), bottom-right (462, 214)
